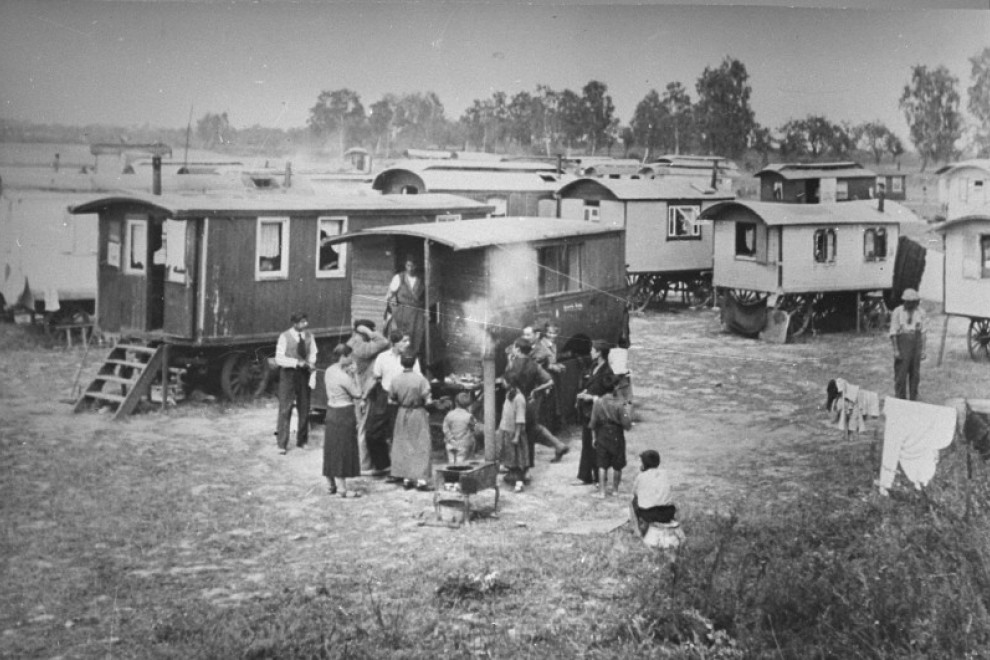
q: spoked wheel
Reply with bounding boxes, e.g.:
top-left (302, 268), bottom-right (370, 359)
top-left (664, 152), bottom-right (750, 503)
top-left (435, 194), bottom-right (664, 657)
top-left (968, 318), bottom-right (990, 362)
top-left (220, 351), bottom-right (270, 401)
top-left (627, 275), bottom-right (661, 312)
top-left (728, 289), bottom-right (769, 306)
top-left (859, 294), bottom-right (890, 331)
top-left (777, 294), bottom-right (814, 338)
top-left (684, 276), bottom-right (713, 307)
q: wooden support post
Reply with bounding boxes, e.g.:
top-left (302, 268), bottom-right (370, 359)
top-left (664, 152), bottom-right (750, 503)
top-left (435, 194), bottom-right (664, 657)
top-left (856, 291), bottom-right (861, 333)
top-left (483, 355), bottom-right (497, 462)
top-left (423, 240), bottom-right (431, 369)
top-left (160, 344), bottom-right (170, 411)
top-left (936, 314), bottom-right (949, 366)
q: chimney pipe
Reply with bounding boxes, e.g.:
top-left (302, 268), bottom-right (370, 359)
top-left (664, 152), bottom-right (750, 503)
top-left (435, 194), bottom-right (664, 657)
top-left (152, 155), bottom-right (162, 196)
top-left (556, 154), bottom-right (562, 177)
top-left (710, 158), bottom-right (719, 190)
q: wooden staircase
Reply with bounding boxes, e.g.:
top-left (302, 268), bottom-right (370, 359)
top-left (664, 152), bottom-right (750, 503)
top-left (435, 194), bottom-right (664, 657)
top-left (74, 340), bottom-right (165, 420)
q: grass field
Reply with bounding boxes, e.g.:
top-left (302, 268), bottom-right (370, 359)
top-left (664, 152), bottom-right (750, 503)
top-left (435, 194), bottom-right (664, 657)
top-left (2, 306), bottom-right (989, 658)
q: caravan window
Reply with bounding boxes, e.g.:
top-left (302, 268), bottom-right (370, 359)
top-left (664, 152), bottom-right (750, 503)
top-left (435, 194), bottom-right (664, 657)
top-left (983, 235), bottom-right (990, 279)
top-left (123, 216), bottom-right (147, 275)
top-left (486, 197), bottom-right (507, 217)
top-left (538, 243), bottom-right (583, 296)
top-left (316, 216), bottom-right (346, 279)
top-left (583, 200), bottom-right (600, 222)
top-left (814, 228), bottom-right (837, 264)
top-left (667, 206), bottom-right (701, 239)
top-left (863, 227), bottom-right (888, 261)
top-left (735, 222), bottom-right (757, 259)
top-left (256, 216), bottom-right (289, 279)
top-left (165, 219), bottom-right (187, 283)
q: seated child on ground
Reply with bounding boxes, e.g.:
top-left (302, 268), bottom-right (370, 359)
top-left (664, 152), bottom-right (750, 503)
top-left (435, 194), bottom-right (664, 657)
top-left (632, 449), bottom-right (676, 534)
top-left (442, 391), bottom-right (477, 464)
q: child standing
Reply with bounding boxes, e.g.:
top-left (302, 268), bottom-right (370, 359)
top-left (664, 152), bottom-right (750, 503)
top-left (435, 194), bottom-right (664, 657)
top-left (498, 383), bottom-right (529, 492)
top-left (589, 374), bottom-right (632, 498)
top-left (442, 391), bottom-right (477, 464)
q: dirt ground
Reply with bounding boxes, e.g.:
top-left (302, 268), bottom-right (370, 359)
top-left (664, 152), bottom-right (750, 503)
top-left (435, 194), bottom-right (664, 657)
top-left (1, 304), bottom-right (987, 621)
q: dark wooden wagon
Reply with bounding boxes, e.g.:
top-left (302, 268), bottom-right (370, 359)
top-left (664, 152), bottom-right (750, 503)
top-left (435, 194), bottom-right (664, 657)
top-left (66, 192), bottom-right (492, 418)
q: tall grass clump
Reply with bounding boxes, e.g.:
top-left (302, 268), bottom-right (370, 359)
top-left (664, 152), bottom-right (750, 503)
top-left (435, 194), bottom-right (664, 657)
top-left (623, 443), bottom-right (990, 658)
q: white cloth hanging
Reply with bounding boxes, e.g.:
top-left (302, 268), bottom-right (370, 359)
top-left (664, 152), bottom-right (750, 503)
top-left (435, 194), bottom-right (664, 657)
top-left (879, 397), bottom-right (957, 494)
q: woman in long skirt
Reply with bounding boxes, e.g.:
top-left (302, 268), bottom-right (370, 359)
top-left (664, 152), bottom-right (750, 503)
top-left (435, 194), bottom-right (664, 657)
top-left (388, 353), bottom-right (433, 490)
top-left (324, 344), bottom-right (364, 498)
top-left (575, 340), bottom-right (614, 485)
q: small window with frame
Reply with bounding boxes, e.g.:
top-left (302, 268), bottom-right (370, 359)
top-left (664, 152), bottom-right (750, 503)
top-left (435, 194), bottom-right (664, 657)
top-left (538, 243), bottom-right (583, 296)
top-left (316, 216), bottom-right (346, 279)
top-left (863, 226), bottom-right (888, 262)
top-left (583, 201), bottom-right (600, 223)
top-left (836, 180), bottom-right (849, 201)
top-left (814, 228), bottom-right (837, 264)
top-left (891, 177), bottom-right (903, 193)
top-left (982, 235), bottom-right (990, 279)
top-left (123, 215), bottom-right (147, 275)
top-left (667, 205), bottom-right (701, 240)
top-left (256, 216), bottom-right (289, 279)
top-left (735, 222), bottom-right (757, 259)
top-left (772, 181), bottom-right (783, 200)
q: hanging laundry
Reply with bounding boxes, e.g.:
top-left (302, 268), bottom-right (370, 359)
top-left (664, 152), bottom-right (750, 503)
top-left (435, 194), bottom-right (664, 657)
top-left (878, 397), bottom-right (957, 494)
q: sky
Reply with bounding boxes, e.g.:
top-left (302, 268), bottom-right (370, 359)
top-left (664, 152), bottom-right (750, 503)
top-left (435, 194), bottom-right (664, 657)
top-left (0, 0), bottom-right (987, 142)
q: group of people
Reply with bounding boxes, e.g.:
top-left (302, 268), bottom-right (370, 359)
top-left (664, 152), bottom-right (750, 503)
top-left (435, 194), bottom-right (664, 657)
top-left (271, 308), bottom-right (676, 528)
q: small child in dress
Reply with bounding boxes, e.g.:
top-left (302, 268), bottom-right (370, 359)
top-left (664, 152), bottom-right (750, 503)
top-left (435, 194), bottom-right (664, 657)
top-left (442, 391), bottom-right (477, 464)
top-left (589, 374), bottom-right (632, 498)
top-left (631, 449), bottom-right (676, 535)
top-left (498, 382), bottom-right (529, 492)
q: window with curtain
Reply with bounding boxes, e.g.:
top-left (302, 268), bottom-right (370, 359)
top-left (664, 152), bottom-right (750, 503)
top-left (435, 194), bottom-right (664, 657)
top-left (538, 243), bottom-right (582, 296)
top-left (814, 228), bottom-right (837, 263)
top-left (863, 227), bottom-right (887, 261)
top-left (316, 216), bottom-right (346, 278)
top-left (735, 222), bottom-right (756, 258)
top-left (667, 206), bottom-right (701, 239)
top-left (256, 216), bottom-right (288, 279)
top-left (124, 217), bottom-right (147, 274)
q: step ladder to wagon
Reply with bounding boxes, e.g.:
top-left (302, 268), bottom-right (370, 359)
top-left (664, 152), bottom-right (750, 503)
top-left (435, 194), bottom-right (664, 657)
top-left (73, 340), bottom-right (166, 420)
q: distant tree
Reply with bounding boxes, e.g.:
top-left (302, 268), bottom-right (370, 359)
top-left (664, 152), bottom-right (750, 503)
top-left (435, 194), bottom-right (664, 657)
top-left (582, 81), bottom-right (615, 155)
top-left (620, 125), bottom-right (636, 158)
top-left (750, 123), bottom-right (774, 166)
top-left (369, 95), bottom-right (397, 157)
top-left (694, 56), bottom-right (756, 159)
top-left (307, 88), bottom-right (366, 154)
top-left (558, 89), bottom-right (586, 152)
top-left (899, 64), bottom-right (963, 171)
top-left (858, 121), bottom-right (900, 165)
top-left (829, 121), bottom-right (857, 159)
top-left (394, 92), bottom-right (447, 148)
top-left (630, 89), bottom-right (666, 161)
top-left (460, 98), bottom-right (494, 151)
top-left (660, 82), bottom-right (694, 155)
top-left (507, 91), bottom-right (540, 149)
top-left (886, 132), bottom-right (905, 166)
top-left (195, 112), bottom-right (232, 149)
top-left (778, 115), bottom-right (853, 159)
top-left (534, 85), bottom-right (562, 155)
top-left (968, 46), bottom-right (990, 157)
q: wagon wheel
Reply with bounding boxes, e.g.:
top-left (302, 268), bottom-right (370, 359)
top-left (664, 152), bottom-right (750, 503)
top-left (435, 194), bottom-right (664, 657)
top-left (220, 351), bottom-right (269, 401)
top-left (777, 294), bottom-right (813, 338)
top-left (684, 276), bottom-right (713, 308)
top-left (626, 275), bottom-right (656, 312)
top-left (969, 319), bottom-right (990, 362)
top-left (859, 294), bottom-right (890, 332)
top-left (728, 289), bottom-right (769, 306)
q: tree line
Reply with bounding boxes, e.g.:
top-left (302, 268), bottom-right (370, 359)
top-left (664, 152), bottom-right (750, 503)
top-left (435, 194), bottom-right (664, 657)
top-left (3, 48), bottom-right (987, 171)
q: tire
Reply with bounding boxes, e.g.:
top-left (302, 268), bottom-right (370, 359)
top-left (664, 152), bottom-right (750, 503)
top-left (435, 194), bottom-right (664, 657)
top-left (968, 318), bottom-right (990, 362)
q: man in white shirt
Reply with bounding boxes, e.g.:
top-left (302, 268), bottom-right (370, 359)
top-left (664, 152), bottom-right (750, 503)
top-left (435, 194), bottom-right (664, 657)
top-left (888, 288), bottom-right (926, 401)
top-left (274, 312), bottom-right (317, 454)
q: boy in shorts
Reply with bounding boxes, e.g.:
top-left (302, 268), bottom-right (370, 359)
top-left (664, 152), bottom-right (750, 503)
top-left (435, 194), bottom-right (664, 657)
top-left (589, 374), bottom-right (632, 498)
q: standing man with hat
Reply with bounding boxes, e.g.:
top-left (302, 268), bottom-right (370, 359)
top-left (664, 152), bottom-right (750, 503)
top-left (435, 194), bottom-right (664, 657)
top-left (275, 312), bottom-right (318, 454)
top-left (889, 289), bottom-right (926, 401)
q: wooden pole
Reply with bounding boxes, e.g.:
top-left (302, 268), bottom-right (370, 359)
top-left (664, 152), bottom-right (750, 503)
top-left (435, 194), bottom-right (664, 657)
top-left (423, 240), bottom-right (431, 369)
top-left (160, 343), bottom-right (170, 411)
top-left (483, 356), bottom-right (497, 462)
top-left (856, 291), bottom-right (861, 333)
top-left (937, 314), bottom-right (949, 366)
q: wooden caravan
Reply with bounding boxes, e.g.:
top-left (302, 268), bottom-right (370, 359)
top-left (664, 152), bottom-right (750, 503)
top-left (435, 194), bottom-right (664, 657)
top-left (372, 160), bottom-right (567, 217)
top-left (553, 177), bottom-right (733, 309)
top-left (328, 216), bottom-right (629, 378)
top-left (756, 162), bottom-right (878, 204)
top-left (935, 159), bottom-right (990, 222)
top-left (636, 155), bottom-right (738, 195)
top-left (934, 211), bottom-right (990, 361)
top-left (874, 170), bottom-right (908, 202)
top-left (702, 199), bottom-right (921, 339)
top-left (67, 192), bottom-right (491, 414)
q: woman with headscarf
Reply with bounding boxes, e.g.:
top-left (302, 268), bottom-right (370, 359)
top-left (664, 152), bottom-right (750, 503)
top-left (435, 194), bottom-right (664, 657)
top-left (574, 340), bottom-right (614, 485)
top-left (389, 352), bottom-right (434, 490)
top-left (323, 344), bottom-right (364, 498)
